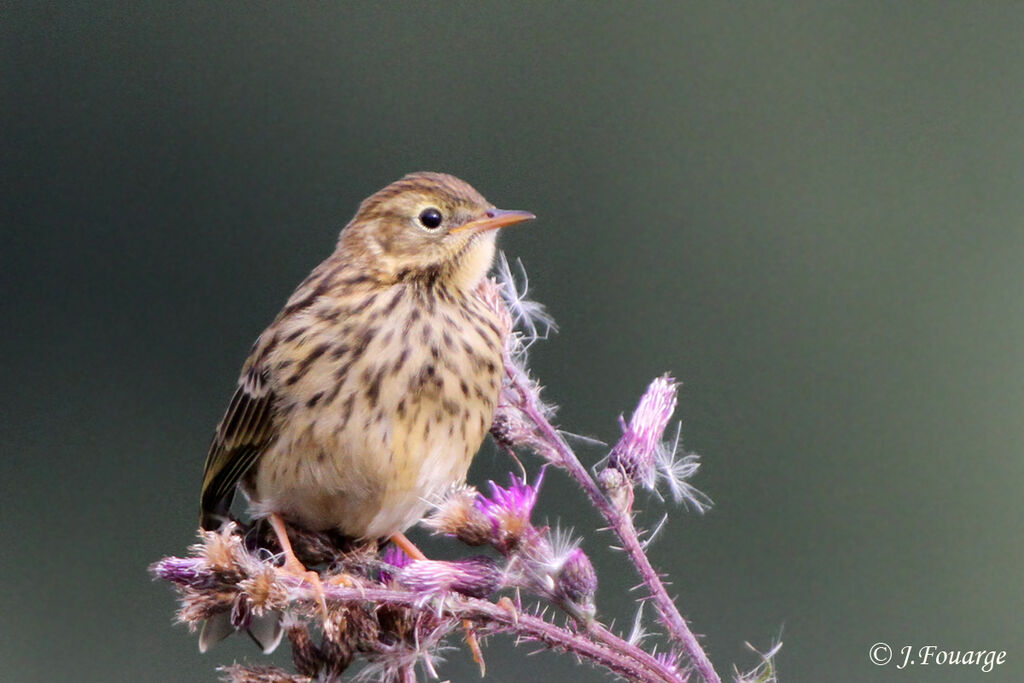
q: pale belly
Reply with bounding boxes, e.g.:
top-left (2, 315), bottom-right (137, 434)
top-left (247, 288), bottom-right (502, 539)
top-left (250, 397), bottom-right (488, 538)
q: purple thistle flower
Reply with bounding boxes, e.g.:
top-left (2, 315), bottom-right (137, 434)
top-left (478, 470), bottom-right (543, 521)
top-left (379, 545), bottom-right (413, 585)
top-left (475, 470), bottom-right (545, 553)
top-left (150, 556), bottom-right (210, 586)
top-left (608, 374), bottom-right (679, 488)
top-left (395, 557), bottom-right (503, 599)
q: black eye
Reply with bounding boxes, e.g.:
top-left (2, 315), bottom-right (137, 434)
top-left (418, 208), bottom-right (443, 229)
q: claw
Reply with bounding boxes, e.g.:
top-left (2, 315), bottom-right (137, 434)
top-left (497, 596), bottom-right (519, 626)
top-left (465, 622), bottom-right (486, 676)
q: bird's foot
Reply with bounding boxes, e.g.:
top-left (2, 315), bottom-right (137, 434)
top-left (464, 620), bottom-right (486, 676)
top-left (283, 562), bottom-right (329, 623)
top-left (268, 514), bottom-right (329, 622)
top-left (497, 596), bottom-right (519, 626)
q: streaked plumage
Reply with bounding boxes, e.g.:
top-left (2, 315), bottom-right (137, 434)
top-left (200, 172), bottom-right (533, 541)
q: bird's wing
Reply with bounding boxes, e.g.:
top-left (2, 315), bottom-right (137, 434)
top-left (200, 354), bottom-right (278, 529)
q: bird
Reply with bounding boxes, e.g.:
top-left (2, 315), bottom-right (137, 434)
top-left (197, 172), bottom-right (534, 651)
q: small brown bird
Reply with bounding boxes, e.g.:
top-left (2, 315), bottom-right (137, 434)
top-left (198, 172), bottom-right (533, 649)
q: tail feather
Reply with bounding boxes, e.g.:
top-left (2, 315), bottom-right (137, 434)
top-left (198, 613), bottom-right (233, 653)
top-left (198, 610), bottom-right (283, 654)
top-left (248, 611), bottom-right (285, 654)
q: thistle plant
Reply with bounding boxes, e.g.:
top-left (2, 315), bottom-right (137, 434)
top-left (153, 253), bottom-right (780, 682)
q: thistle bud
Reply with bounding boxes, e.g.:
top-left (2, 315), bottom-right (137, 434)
top-left (150, 556), bottom-right (209, 587)
top-left (488, 410), bottom-right (518, 450)
top-left (553, 548), bottom-right (598, 625)
top-left (598, 466), bottom-right (633, 513)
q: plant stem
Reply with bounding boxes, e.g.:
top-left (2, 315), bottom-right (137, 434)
top-left (508, 364), bottom-right (722, 683)
top-left (153, 555), bottom-right (682, 683)
top-left (305, 582), bottom-right (680, 682)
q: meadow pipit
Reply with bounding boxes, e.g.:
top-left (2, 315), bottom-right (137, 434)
top-left (198, 172), bottom-right (533, 649)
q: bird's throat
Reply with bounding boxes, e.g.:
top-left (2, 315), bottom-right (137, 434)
top-left (448, 231), bottom-right (498, 294)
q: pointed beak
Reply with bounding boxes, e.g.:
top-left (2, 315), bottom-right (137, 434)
top-left (451, 208), bottom-right (536, 234)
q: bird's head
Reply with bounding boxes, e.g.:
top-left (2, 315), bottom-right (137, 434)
top-left (340, 172), bottom-right (534, 292)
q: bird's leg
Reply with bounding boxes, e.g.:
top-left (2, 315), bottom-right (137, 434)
top-left (389, 532), bottom-right (487, 675)
top-left (389, 532), bottom-right (428, 560)
top-left (268, 513), bottom-right (329, 621)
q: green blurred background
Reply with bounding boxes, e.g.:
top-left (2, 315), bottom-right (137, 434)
top-left (3, 3), bottom-right (1022, 681)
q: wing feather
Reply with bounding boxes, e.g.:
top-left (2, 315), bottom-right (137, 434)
top-left (200, 362), bottom-right (278, 529)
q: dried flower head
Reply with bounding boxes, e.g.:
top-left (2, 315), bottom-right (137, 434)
top-left (319, 611), bottom-right (358, 679)
top-left (323, 605), bottom-right (380, 665)
top-left (477, 251), bottom-right (564, 465)
top-left (423, 484), bottom-right (492, 546)
top-left (355, 615), bottom-right (455, 682)
top-left (237, 564), bottom-right (288, 615)
top-left (475, 274), bottom-right (514, 341)
top-left (177, 585), bottom-right (234, 626)
top-left (219, 663), bottom-right (310, 683)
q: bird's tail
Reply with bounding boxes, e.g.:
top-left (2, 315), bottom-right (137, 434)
top-left (199, 610), bottom-right (283, 654)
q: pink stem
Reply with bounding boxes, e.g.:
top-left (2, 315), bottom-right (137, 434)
top-left (508, 364), bottom-right (722, 683)
top-left (312, 583), bottom-right (680, 682)
top-left (153, 555), bottom-right (681, 682)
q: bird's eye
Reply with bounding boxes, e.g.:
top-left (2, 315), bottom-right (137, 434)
top-left (418, 208), bottom-right (443, 230)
